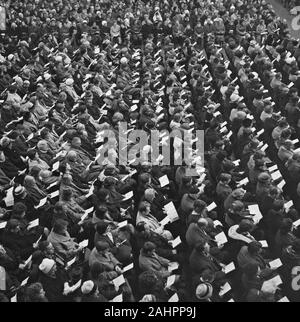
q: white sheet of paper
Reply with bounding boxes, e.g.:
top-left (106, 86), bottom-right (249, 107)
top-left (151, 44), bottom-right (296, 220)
top-left (215, 232), bottom-right (228, 246)
top-left (123, 191), bottom-right (134, 201)
top-left (219, 282), bottom-right (231, 296)
top-left (164, 202), bottom-right (179, 223)
top-left (278, 180), bottom-right (286, 189)
top-left (248, 204), bottom-right (260, 215)
top-left (261, 144), bottom-right (268, 152)
top-left (35, 197), bottom-right (48, 209)
top-left (72, 279), bottom-right (82, 292)
top-left (166, 275), bottom-right (176, 287)
top-left (168, 293), bottom-right (179, 302)
top-left (52, 161), bottom-right (60, 171)
top-left (237, 177), bottom-right (249, 187)
top-left (259, 240), bottom-right (268, 248)
top-left (10, 294), bottom-right (17, 302)
top-left (171, 236), bottom-right (182, 248)
top-left (123, 263), bottom-right (134, 273)
top-left (285, 200), bottom-right (294, 211)
top-left (206, 202), bottom-right (217, 212)
top-left (292, 139), bottom-right (299, 145)
top-left (271, 170), bottom-right (282, 181)
top-left (113, 275), bottom-right (126, 289)
top-left (24, 255), bottom-right (32, 267)
top-left (49, 190), bottom-right (59, 199)
top-left (112, 294), bottom-right (123, 302)
top-left (228, 299), bottom-right (235, 302)
top-left (268, 164), bottom-right (278, 172)
top-left (159, 175), bottom-right (169, 188)
top-left (224, 262), bottom-right (235, 274)
top-left (66, 257), bottom-right (76, 268)
top-left (269, 258), bottom-right (283, 269)
top-left (232, 159), bottom-right (240, 166)
top-left (21, 277), bottom-right (29, 286)
top-left (118, 221), bottom-right (128, 228)
top-left (160, 216), bottom-right (171, 227)
top-left (168, 262), bottom-right (179, 272)
top-left (27, 219), bottom-right (39, 229)
top-left (278, 296), bottom-right (290, 302)
top-left (79, 239), bottom-right (89, 248)
top-left (262, 275), bottom-right (282, 291)
top-left (0, 221), bottom-right (7, 229)
top-left (213, 220), bottom-right (223, 227)
top-left (293, 219), bottom-right (300, 228)
top-left (257, 129), bottom-right (264, 136)
top-left (47, 183), bottom-right (58, 192)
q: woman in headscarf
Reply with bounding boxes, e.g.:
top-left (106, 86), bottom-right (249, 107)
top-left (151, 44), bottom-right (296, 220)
top-left (23, 175), bottom-right (47, 205)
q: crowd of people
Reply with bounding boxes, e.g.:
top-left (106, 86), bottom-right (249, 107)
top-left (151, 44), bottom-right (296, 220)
top-left (0, 0), bottom-right (300, 302)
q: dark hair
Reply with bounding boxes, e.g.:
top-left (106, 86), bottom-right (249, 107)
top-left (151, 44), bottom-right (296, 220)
top-left (96, 221), bottom-right (109, 235)
top-left (53, 219), bottom-right (68, 234)
top-left (12, 202), bottom-right (27, 217)
top-left (247, 241), bottom-right (262, 255)
top-left (142, 241), bottom-right (156, 254)
top-left (95, 206), bottom-right (108, 219)
top-left (27, 149), bottom-right (37, 160)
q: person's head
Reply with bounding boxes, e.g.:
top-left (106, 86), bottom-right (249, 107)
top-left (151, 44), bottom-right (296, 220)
top-left (194, 200), bottom-right (207, 213)
top-left (71, 137), bottom-right (82, 149)
top-left (39, 258), bottom-right (57, 277)
top-left (95, 206), bottom-right (108, 220)
top-left (232, 188), bottom-right (245, 200)
top-left (52, 219), bottom-right (68, 235)
top-left (138, 201), bottom-right (151, 216)
top-left (237, 219), bottom-right (254, 234)
top-left (200, 269), bottom-right (215, 283)
top-left (272, 199), bottom-right (285, 212)
top-left (81, 280), bottom-right (98, 297)
top-left (6, 219), bottom-right (21, 234)
top-left (248, 241), bottom-right (262, 255)
top-left (25, 282), bottom-right (47, 302)
top-left (12, 202), bottom-right (27, 218)
top-left (195, 282), bottom-right (213, 300)
top-left (144, 188), bottom-right (156, 203)
top-left (61, 187), bottom-right (73, 201)
top-left (138, 271), bottom-right (159, 295)
top-left (95, 241), bottom-right (110, 254)
top-left (142, 241), bottom-right (156, 256)
top-left (95, 220), bottom-right (110, 235)
top-left (219, 173), bottom-right (231, 184)
top-left (197, 218), bottom-right (209, 229)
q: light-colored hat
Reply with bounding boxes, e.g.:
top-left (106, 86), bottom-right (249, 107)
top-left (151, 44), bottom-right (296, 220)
top-left (65, 78), bottom-right (74, 86)
top-left (196, 283), bottom-right (213, 300)
top-left (39, 258), bottom-right (55, 274)
top-left (81, 280), bottom-right (95, 295)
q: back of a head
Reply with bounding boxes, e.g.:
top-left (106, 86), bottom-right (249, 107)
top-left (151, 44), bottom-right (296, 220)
top-left (247, 241), bottom-right (262, 255)
top-left (53, 219), bottom-right (68, 234)
top-left (238, 219), bottom-right (253, 233)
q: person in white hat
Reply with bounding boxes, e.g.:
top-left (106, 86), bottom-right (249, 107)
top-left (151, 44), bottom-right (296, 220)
top-left (38, 258), bottom-right (69, 302)
top-left (195, 282), bottom-right (213, 301)
top-left (81, 280), bottom-right (107, 302)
